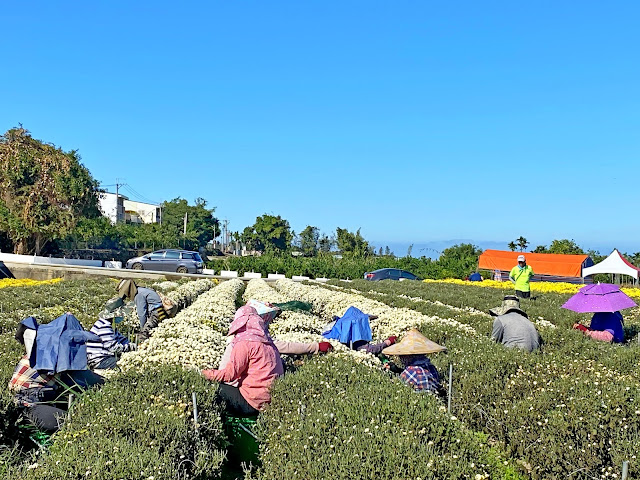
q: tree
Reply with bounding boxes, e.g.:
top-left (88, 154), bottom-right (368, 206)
top-left (533, 245), bottom-right (548, 253)
top-left (406, 244), bottom-right (413, 257)
top-left (298, 226), bottom-right (319, 257)
top-left (161, 197), bottom-right (218, 250)
top-left (384, 246), bottom-right (392, 257)
top-left (514, 236), bottom-right (529, 252)
top-left (241, 214), bottom-right (292, 254)
top-left (318, 233), bottom-right (334, 253)
top-left (336, 227), bottom-right (373, 257)
top-left (438, 243), bottom-right (483, 279)
top-left (547, 239), bottom-right (584, 255)
top-left (0, 127), bottom-right (100, 254)
top-left (507, 241), bottom-right (517, 252)
top-left (378, 247), bottom-right (383, 256)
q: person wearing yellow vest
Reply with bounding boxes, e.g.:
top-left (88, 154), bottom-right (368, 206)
top-left (509, 254), bottom-right (534, 298)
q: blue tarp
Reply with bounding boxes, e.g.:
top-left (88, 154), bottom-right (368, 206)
top-left (323, 306), bottom-right (373, 344)
top-left (34, 313), bottom-right (100, 374)
top-left (469, 272), bottom-right (483, 282)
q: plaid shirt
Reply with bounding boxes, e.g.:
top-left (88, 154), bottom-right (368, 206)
top-left (400, 358), bottom-right (442, 393)
top-left (8, 355), bottom-right (56, 393)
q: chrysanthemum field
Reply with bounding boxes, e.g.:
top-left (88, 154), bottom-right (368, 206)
top-left (1, 277), bottom-right (639, 479)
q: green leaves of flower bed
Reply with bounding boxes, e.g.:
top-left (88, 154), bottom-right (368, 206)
top-left (10, 365), bottom-right (227, 480)
top-left (253, 356), bottom-right (523, 480)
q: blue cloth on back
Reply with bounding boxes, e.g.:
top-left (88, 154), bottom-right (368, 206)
top-left (34, 313), bottom-right (100, 374)
top-left (590, 311), bottom-right (624, 343)
top-left (323, 306), bottom-right (373, 344)
top-left (468, 272), bottom-right (482, 282)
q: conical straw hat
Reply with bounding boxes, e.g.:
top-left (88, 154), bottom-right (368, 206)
top-left (382, 328), bottom-right (446, 355)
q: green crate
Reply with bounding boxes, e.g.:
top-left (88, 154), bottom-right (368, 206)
top-left (224, 416), bottom-right (260, 465)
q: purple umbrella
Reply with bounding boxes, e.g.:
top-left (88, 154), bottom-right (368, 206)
top-left (561, 283), bottom-right (637, 313)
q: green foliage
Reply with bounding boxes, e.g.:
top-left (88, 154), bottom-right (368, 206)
top-left (241, 214), bottom-right (293, 253)
top-left (296, 225), bottom-right (319, 257)
top-left (62, 198), bottom-right (218, 256)
top-left (437, 243), bottom-right (483, 279)
top-left (212, 244), bottom-right (481, 280)
top-left (0, 127), bottom-right (100, 255)
top-left (547, 239), bottom-right (585, 255)
top-left (9, 366), bottom-right (227, 480)
top-left (253, 356), bottom-right (523, 480)
top-left (161, 197), bottom-right (218, 250)
top-left (335, 227), bottom-right (373, 257)
top-left (332, 279), bottom-right (640, 479)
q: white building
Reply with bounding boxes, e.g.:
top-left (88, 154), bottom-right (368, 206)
top-left (98, 192), bottom-right (161, 224)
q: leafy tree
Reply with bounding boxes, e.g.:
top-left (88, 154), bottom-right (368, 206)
top-left (384, 246), bottom-right (393, 257)
top-left (336, 227), bottom-right (373, 257)
top-left (241, 214), bottom-right (292, 254)
top-left (0, 127), bottom-right (100, 254)
top-left (438, 243), bottom-right (483, 279)
top-left (507, 241), bottom-right (517, 252)
top-left (161, 198), bottom-right (218, 250)
top-left (547, 239), bottom-right (584, 255)
top-left (378, 247), bottom-right (383, 256)
top-left (318, 234), bottom-right (334, 253)
top-left (298, 226), bottom-right (319, 257)
top-left (532, 245), bottom-right (548, 253)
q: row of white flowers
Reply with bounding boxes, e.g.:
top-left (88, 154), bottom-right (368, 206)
top-left (326, 282), bottom-right (557, 330)
top-left (118, 279), bottom-right (243, 371)
top-left (274, 279), bottom-right (478, 338)
top-left (243, 279), bottom-right (382, 368)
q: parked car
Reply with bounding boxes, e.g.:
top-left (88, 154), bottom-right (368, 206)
top-left (125, 249), bottom-right (204, 274)
top-left (363, 268), bottom-right (420, 281)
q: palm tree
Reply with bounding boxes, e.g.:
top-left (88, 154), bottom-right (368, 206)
top-left (507, 241), bottom-right (517, 251)
top-left (516, 236), bottom-right (529, 252)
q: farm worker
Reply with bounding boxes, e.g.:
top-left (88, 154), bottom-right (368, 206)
top-left (381, 328), bottom-right (447, 398)
top-left (117, 279), bottom-right (168, 342)
top-left (573, 311), bottom-right (624, 343)
top-left (86, 297), bottom-right (137, 370)
top-left (323, 306), bottom-right (397, 354)
top-left (202, 305), bottom-right (284, 416)
top-left (9, 317), bottom-right (104, 433)
top-left (218, 300), bottom-right (333, 376)
top-left (468, 272), bottom-right (483, 282)
top-left (489, 296), bottom-right (540, 352)
top-left (509, 255), bottom-right (534, 299)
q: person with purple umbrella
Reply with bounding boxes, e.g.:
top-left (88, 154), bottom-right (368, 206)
top-left (573, 311), bottom-right (624, 343)
top-left (563, 283), bottom-right (634, 344)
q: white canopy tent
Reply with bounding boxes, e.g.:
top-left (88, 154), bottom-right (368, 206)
top-left (582, 249), bottom-right (640, 281)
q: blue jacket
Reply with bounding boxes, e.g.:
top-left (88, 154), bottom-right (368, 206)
top-left (323, 306), bottom-right (373, 344)
top-left (34, 313), bottom-right (100, 374)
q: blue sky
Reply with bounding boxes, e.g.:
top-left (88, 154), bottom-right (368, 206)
top-left (2, 2), bottom-right (639, 254)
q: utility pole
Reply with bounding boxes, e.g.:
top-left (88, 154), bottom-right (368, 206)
top-left (114, 178), bottom-right (126, 223)
top-left (183, 212), bottom-right (187, 235)
top-left (223, 219), bottom-right (229, 253)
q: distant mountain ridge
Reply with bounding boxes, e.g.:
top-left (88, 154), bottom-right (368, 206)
top-left (371, 239), bottom-right (634, 259)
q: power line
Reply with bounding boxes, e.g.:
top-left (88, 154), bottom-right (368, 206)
top-left (121, 184), bottom-right (161, 205)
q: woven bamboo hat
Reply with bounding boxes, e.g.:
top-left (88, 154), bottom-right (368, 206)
top-left (382, 328), bottom-right (446, 355)
top-left (489, 295), bottom-right (527, 317)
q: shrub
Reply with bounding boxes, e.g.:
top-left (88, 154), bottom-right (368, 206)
top-left (9, 366), bottom-right (227, 480)
top-left (253, 356), bottom-right (523, 480)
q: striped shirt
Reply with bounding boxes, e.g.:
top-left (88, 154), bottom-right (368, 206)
top-left (8, 355), bottom-right (56, 393)
top-left (86, 318), bottom-right (133, 364)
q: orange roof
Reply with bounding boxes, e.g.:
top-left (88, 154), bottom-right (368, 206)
top-left (478, 250), bottom-right (591, 278)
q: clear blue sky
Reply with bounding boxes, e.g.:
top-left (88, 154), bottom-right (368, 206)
top-left (2, 2), bottom-right (639, 253)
